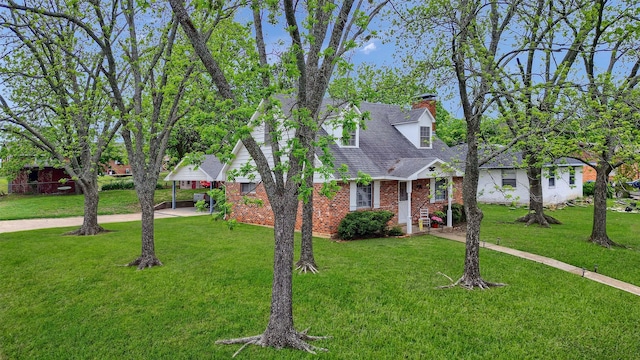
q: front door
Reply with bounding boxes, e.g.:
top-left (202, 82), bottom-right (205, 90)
top-left (398, 181), bottom-right (409, 224)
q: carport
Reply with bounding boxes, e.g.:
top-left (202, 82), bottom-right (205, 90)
top-left (163, 155), bottom-right (224, 212)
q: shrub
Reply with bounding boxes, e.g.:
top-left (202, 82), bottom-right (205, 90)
top-left (337, 210), bottom-right (394, 240)
top-left (583, 181), bottom-right (613, 198)
top-left (101, 179), bottom-right (135, 191)
top-left (583, 181), bottom-right (595, 196)
top-left (101, 179), bottom-right (165, 191)
top-left (387, 226), bottom-right (404, 237)
top-left (441, 203), bottom-right (466, 224)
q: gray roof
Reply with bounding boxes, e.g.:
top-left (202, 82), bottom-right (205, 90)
top-left (450, 144), bottom-right (583, 169)
top-left (323, 101), bottom-right (458, 179)
top-left (164, 154), bottom-right (224, 181)
top-left (269, 95), bottom-right (459, 179)
top-left (201, 154), bottom-right (225, 177)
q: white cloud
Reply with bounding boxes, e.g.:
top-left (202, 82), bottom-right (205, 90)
top-left (361, 42), bottom-right (377, 55)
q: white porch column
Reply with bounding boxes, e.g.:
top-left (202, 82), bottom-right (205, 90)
top-left (209, 181), bottom-right (214, 213)
top-left (172, 181), bottom-right (177, 209)
top-left (406, 180), bottom-right (413, 234)
top-left (447, 176), bottom-right (453, 227)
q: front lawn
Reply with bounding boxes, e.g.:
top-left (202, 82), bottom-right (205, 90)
top-left (1, 216), bottom-right (639, 359)
top-left (479, 203), bottom-right (640, 287)
top-left (0, 187), bottom-right (203, 220)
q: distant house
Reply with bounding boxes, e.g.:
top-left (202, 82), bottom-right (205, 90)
top-left (163, 154), bottom-right (225, 209)
top-left (452, 145), bottom-right (583, 205)
top-left (164, 154), bottom-right (224, 189)
top-left (9, 164), bottom-right (77, 195)
top-left (219, 94), bottom-right (464, 236)
top-left (104, 159), bottom-right (132, 176)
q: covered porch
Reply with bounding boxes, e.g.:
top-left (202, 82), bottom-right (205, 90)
top-left (392, 160), bottom-right (464, 235)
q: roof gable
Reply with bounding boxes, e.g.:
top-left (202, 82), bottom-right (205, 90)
top-left (164, 155), bottom-right (224, 181)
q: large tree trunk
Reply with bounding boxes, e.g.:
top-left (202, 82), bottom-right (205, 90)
top-left (128, 183), bottom-right (163, 269)
top-left (589, 164), bottom-right (619, 247)
top-left (67, 176), bottom-right (105, 235)
top-left (457, 136), bottom-right (502, 289)
top-left (263, 199), bottom-right (297, 345)
top-left (216, 194), bottom-right (326, 353)
top-left (516, 152), bottom-right (561, 227)
top-left (296, 172), bottom-right (318, 274)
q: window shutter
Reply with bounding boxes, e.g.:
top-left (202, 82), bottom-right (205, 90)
top-left (430, 178), bottom-right (436, 203)
top-left (349, 182), bottom-right (357, 211)
top-left (373, 181), bottom-right (380, 208)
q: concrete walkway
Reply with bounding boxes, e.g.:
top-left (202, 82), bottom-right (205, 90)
top-left (0, 207), bottom-right (207, 234)
top-left (429, 230), bottom-right (640, 297)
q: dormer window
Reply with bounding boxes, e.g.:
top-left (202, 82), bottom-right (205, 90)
top-left (342, 129), bottom-right (357, 147)
top-left (420, 126), bottom-right (431, 148)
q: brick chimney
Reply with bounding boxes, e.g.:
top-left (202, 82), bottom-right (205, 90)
top-left (413, 93), bottom-right (437, 132)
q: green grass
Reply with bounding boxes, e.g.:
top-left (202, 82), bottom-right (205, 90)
top-left (1, 217), bottom-right (640, 359)
top-left (0, 176), bottom-right (7, 194)
top-left (479, 203), bottom-right (640, 287)
top-left (0, 187), bottom-right (204, 220)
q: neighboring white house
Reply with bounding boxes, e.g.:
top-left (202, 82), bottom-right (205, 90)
top-left (452, 145), bottom-right (584, 206)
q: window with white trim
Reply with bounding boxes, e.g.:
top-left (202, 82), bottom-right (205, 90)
top-left (420, 126), bottom-right (431, 148)
top-left (435, 178), bottom-right (447, 201)
top-left (356, 183), bottom-right (372, 208)
top-left (569, 167), bottom-right (575, 185)
top-left (548, 168), bottom-right (556, 188)
top-left (342, 129), bottom-right (357, 147)
top-left (241, 182), bottom-right (257, 194)
top-left (501, 169), bottom-right (517, 188)
top-left (398, 182), bottom-right (408, 202)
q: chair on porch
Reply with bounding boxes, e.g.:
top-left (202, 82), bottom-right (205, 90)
top-left (419, 208), bottom-right (431, 230)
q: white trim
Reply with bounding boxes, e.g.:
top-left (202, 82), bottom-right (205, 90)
top-left (430, 178), bottom-right (436, 204)
top-left (405, 159), bottom-right (463, 180)
top-left (419, 126), bottom-right (432, 149)
top-left (373, 181), bottom-right (380, 208)
top-left (349, 182), bottom-right (357, 211)
top-left (164, 158), bottom-right (215, 182)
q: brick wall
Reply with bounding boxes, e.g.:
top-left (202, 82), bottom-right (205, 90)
top-left (228, 176), bottom-right (465, 236)
top-left (227, 182), bottom-right (349, 236)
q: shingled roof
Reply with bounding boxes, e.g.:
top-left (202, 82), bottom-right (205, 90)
top-left (450, 144), bottom-right (583, 169)
top-left (262, 95), bottom-right (461, 180)
top-left (321, 101), bottom-right (459, 179)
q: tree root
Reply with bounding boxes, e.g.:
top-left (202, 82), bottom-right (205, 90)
top-left (64, 225), bottom-right (107, 236)
top-left (216, 328), bottom-right (329, 357)
top-left (127, 255), bottom-right (163, 270)
top-left (516, 212), bottom-right (562, 227)
top-left (589, 235), bottom-right (625, 249)
top-left (295, 260), bottom-right (319, 274)
top-left (437, 272), bottom-right (506, 290)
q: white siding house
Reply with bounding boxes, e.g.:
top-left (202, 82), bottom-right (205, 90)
top-left (477, 165), bottom-right (583, 205)
top-left (452, 145), bottom-right (584, 206)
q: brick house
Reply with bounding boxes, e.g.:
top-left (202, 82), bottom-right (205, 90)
top-left (9, 164), bottom-right (77, 194)
top-left (104, 159), bottom-right (131, 176)
top-left (220, 94), bottom-right (464, 237)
